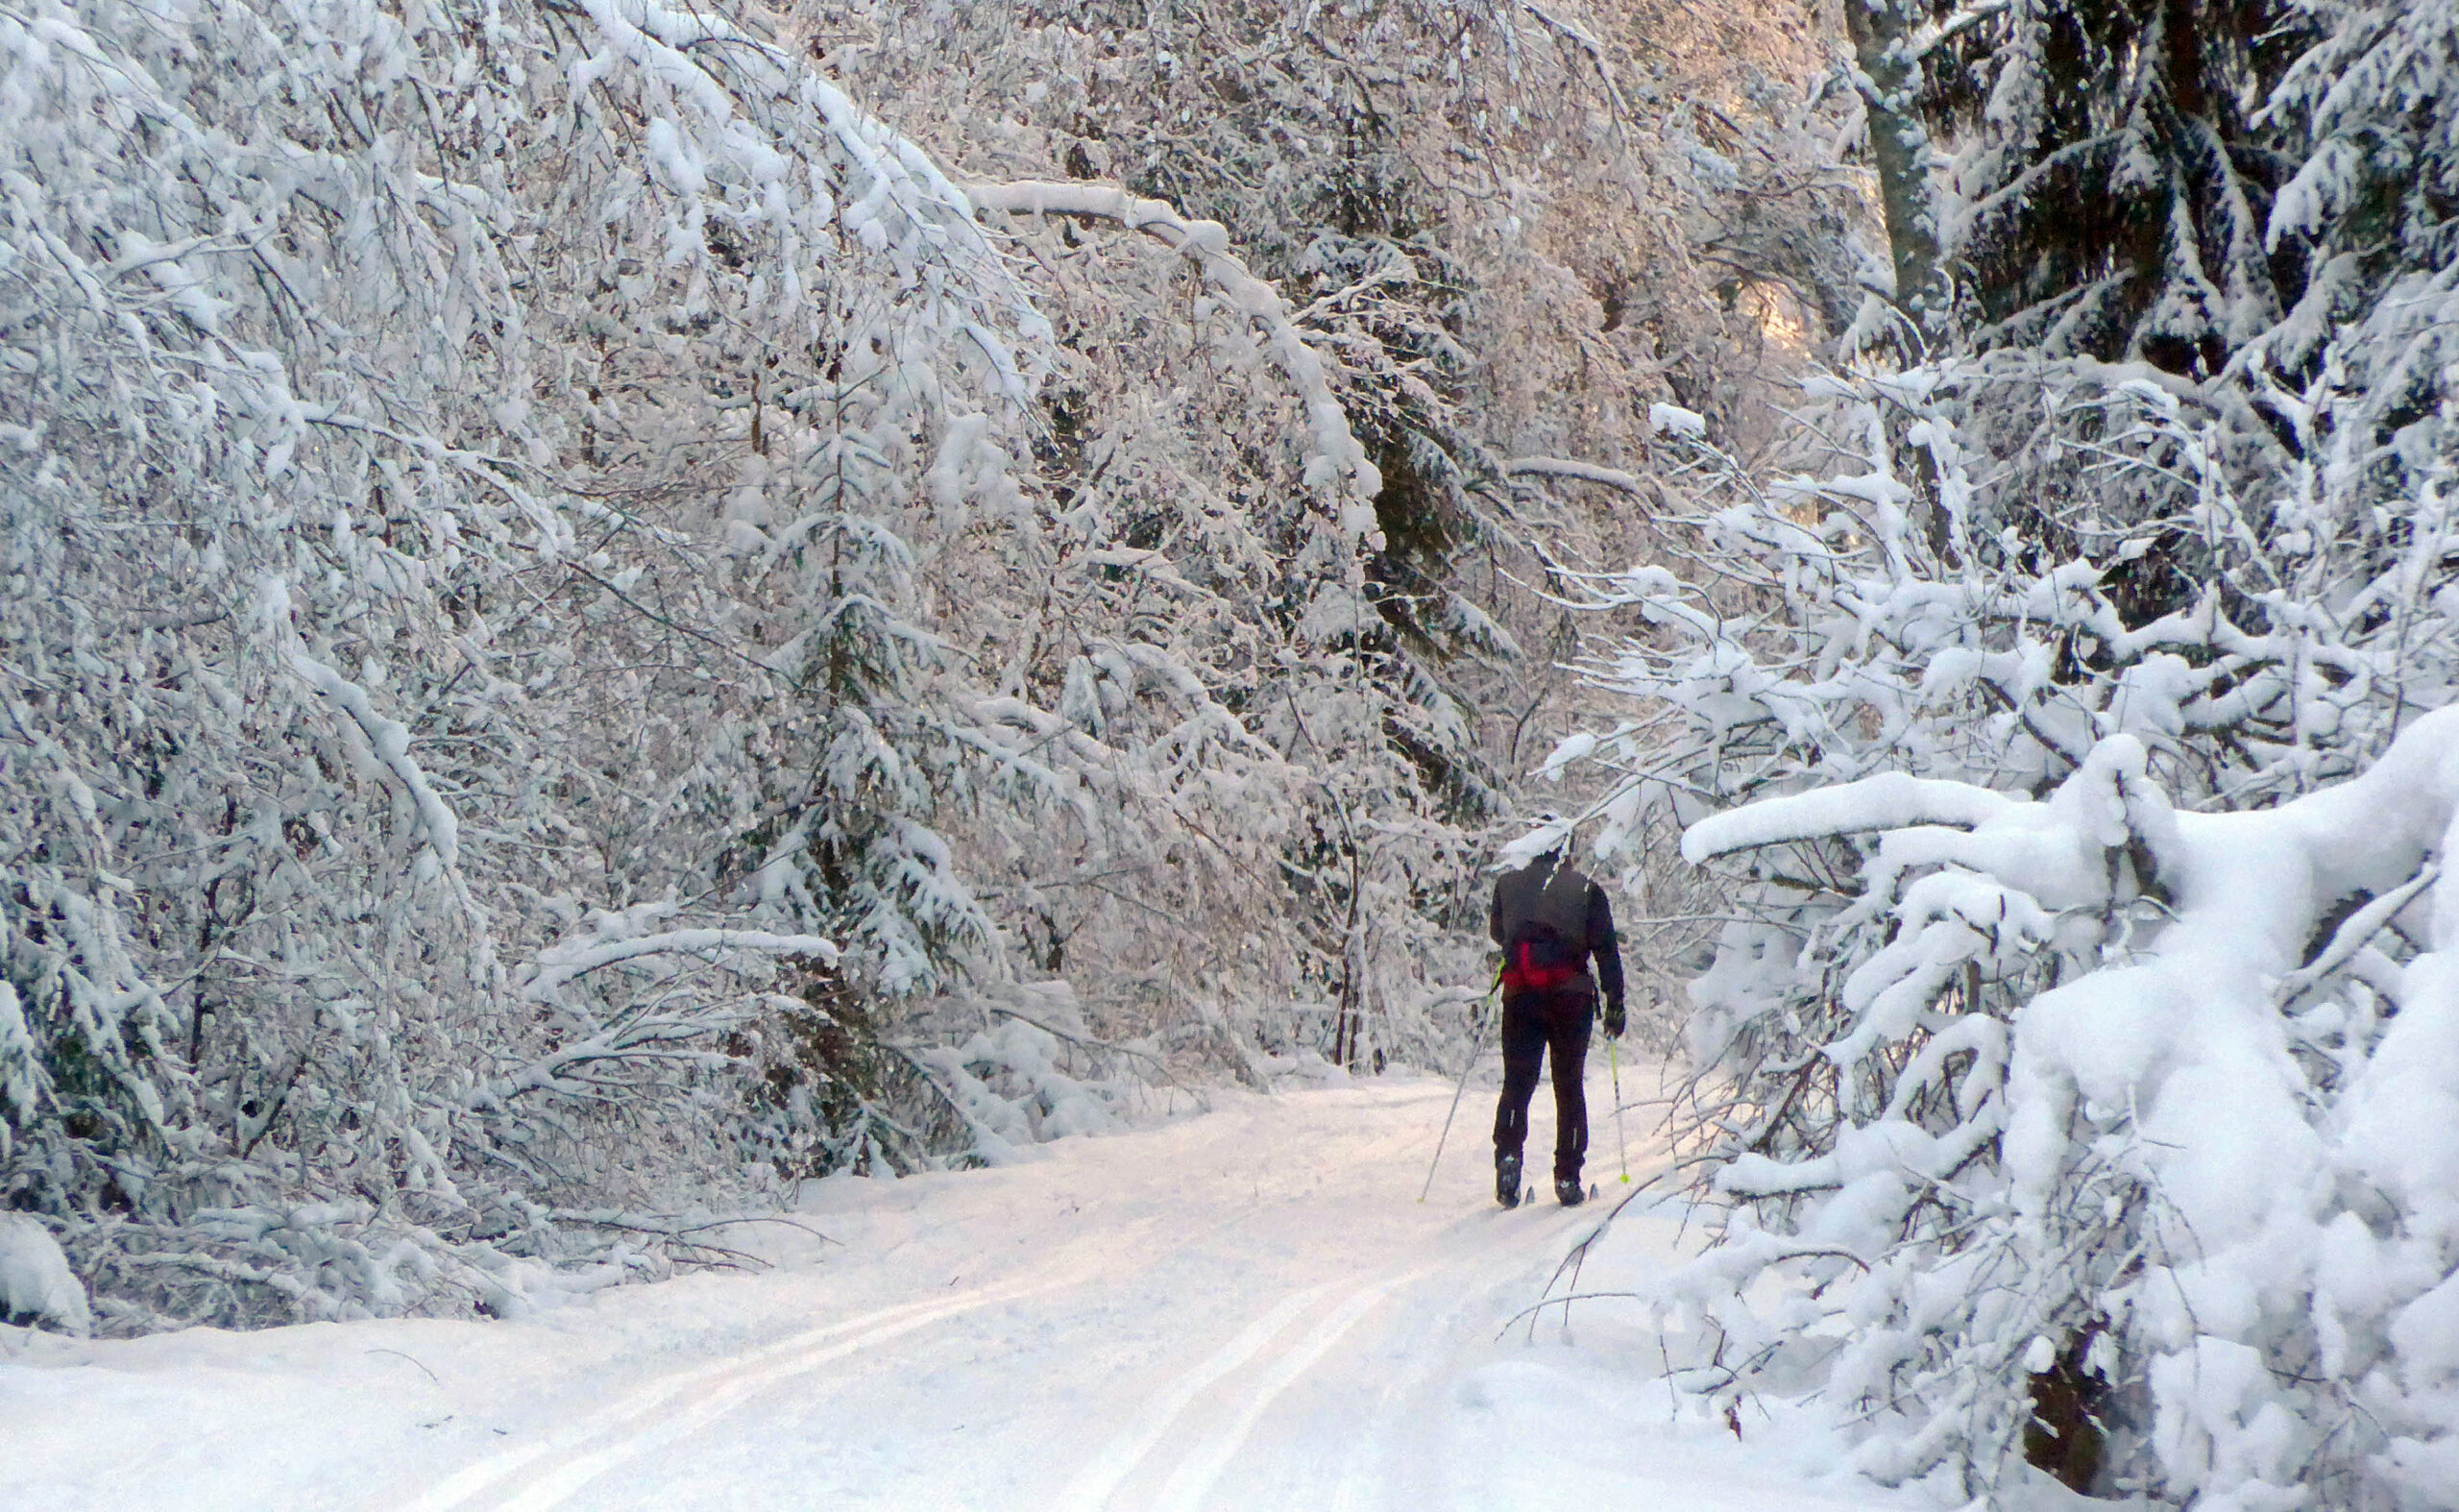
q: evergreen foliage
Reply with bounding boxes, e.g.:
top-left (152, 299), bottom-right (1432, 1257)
top-left (1927, 0), bottom-right (2309, 370)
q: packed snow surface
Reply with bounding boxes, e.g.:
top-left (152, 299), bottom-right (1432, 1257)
top-left (3, 1070), bottom-right (1920, 1511)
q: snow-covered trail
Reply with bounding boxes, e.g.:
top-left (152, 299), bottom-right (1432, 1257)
top-left (4, 1063), bottom-right (1915, 1511)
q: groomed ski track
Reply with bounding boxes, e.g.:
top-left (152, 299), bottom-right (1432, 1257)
top-left (4, 1065), bottom-right (1914, 1511)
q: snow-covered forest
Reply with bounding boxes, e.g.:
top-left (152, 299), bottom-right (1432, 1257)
top-left (8, 0), bottom-right (2459, 1505)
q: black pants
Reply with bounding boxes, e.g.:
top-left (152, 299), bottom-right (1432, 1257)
top-left (1493, 989), bottom-right (1592, 1183)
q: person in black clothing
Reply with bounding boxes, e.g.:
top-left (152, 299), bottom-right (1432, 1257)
top-left (1488, 846), bottom-right (1626, 1207)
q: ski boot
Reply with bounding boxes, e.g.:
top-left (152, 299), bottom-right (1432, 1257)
top-left (1496, 1151), bottom-right (1522, 1208)
top-left (1555, 1176), bottom-right (1587, 1207)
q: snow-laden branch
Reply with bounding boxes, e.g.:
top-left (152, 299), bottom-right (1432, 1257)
top-left (1905, 0), bottom-right (2010, 60)
top-left (473, 918), bottom-right (842, 1107)
top-left (1503, 456), bottom-right (1647, 495)
top-left (522, 927), bottom-right (840, 1006)
top-left (2275, 863), bottom-right (2438, 1009)
top-left (1681, 773), bottom-right (2019, 865)
top-left (262, 578), bottom-right (461, 876)
top-left (1510, 0), bottom-right (1637, 122)
top-left (967, 180), bottom-right (1383, 538)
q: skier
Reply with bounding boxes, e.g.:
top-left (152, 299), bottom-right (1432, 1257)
top-left (1488, 841), bottom-right (1625, 1207)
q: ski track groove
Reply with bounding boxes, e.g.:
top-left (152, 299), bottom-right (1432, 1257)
top-left (401, 1213), bottom-right (1181, 1512)
top-left (490, 1279), bottom-right (1064, 1511)
top-left (400, 1277), bottom-right (1059, 1512)
top-left (409, 1165), bottom-right (1334, 1511)
top-left (1145, 1269), bottom-right (1427, 1512)
top-left (1056, 1200), bottom-right (1590, 1512)
top-left (1322, 1205), bottom-right (1599, 1512)
top-left (1043, 1283), bottom-right (1334, 1512)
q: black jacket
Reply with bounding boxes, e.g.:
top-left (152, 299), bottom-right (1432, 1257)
top-left (1490, 852), bottom-right (1626, 1009)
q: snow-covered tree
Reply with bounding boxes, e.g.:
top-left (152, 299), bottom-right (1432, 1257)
top-left (1544, 300), bottom-right (2459, 1501)
top-left (823, 0), bottom-right (1867, 1072)
top-left (0, 0), bottom-right (1071, 1327)
top-left (1530, 3), bottom-right (2459, 1490)
top-left (1896, 0), bottom-right (2307, 370)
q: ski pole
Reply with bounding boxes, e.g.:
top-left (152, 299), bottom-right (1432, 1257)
top-left (1420, 982), bottom-right (1499, 1203)
top-left (1610, 1036), bottom-right (1630, 1183)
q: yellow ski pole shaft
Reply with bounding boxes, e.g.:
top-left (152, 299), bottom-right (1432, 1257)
top-left (1610, 1036), bottom-right (1630, 1183)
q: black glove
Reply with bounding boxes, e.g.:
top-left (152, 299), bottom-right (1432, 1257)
top-left (1603, 1001), bottom-right (1626, 1039)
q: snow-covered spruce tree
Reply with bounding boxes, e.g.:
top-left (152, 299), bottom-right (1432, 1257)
top-left (1541, 344), bottom-right (2459, 1500)
top-left (1894, 0), bottom-right (2312, 371)
top-left (2257, 0), bottom-right (2459, 517)
top-left (1845, 0), bottom-right (2459, 537)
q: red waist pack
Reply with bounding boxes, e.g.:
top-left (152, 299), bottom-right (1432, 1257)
top-left (1501, 937), bottom-right (1581, 994)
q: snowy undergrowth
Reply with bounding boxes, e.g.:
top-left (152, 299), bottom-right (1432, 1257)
top-left (912, 982), bottom-right (1152, 1163)
top-left (1535, 347), bottom-right (2459, 1506)
top-left (1665, 717), bottom-right (2459, 1506)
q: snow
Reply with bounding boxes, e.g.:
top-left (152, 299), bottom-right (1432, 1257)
top-left (0, 1073), bottom-right (1920, 1512)
top-left (0, 1216), bottom-right (88, 1337)
top-left (1648, 402), bottom-right (1707, 439)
